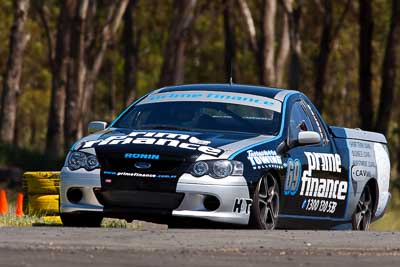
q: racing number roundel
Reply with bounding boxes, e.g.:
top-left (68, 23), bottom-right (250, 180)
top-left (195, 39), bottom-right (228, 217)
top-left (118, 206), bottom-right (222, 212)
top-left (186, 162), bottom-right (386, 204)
top-left (284, 158), bottom-right (301, 196)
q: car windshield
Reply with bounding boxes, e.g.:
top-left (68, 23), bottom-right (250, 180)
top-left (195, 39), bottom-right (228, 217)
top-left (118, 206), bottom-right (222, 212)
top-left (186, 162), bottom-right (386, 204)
top-left (114, 92), bottom-right (282, 135)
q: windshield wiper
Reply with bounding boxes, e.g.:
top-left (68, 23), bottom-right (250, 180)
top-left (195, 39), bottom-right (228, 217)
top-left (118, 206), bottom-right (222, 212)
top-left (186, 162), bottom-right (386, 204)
top-left (138, 124), bottom-right (192, 132)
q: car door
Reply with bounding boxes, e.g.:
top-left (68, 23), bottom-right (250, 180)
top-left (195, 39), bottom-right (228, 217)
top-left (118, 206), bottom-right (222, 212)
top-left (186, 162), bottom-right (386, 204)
top-left (281, 98), bottom-right (348, 220)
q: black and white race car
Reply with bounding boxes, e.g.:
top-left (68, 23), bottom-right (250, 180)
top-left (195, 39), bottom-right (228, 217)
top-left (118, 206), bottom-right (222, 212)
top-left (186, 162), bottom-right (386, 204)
top-left (60, 84), bottom-right (391, 230)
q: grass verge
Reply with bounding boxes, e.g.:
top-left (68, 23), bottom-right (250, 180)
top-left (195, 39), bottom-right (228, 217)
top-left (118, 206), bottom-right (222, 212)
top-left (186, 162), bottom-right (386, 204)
top-left (370, 187), bottom-right (400, 231)
top-left (1, 189), bottom-right (399, 230)
top-left (0, 202), bottom-right (160, 228)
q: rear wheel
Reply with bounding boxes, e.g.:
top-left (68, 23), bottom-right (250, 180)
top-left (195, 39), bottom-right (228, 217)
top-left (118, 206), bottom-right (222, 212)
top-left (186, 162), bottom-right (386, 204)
top-left (60, 213), bottom-right (103, 227)
top-left (249, 173), bottom-right (280, 229)
top-left (352, 186), bottom-right (372, 231)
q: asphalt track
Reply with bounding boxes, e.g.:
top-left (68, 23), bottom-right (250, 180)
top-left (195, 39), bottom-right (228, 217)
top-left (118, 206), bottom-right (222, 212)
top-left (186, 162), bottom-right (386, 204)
top-left (0, 226), bottom-right (399, 267)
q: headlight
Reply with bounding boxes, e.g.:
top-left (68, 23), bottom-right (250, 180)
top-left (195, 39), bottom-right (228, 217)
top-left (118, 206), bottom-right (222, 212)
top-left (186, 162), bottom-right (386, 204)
top-left (212, 160), bottom-right (233, 178)
top-left (190, 160), bottom-right (243, 179)
top-left (192, 161), bottom-right (209, 177)
top-left (86, 155), bottom-right (100, 170)
top-left (67, 151), bottom-right (100, 171)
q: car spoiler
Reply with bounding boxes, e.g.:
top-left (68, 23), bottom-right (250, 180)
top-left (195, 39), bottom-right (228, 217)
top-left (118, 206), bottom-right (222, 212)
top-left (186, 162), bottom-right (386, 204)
top-left (329, 126), bottom-right (387, 144)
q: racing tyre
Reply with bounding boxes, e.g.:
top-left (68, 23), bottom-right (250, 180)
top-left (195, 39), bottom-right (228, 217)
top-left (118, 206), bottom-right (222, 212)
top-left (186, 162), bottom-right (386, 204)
top-left (249, 173), bottom-right (280, 229)
top-left (60, 213), bottom-right (103, 227)
top-left (352, 185), bottom-right (372, 231)
top-left (28, 194), bottom-right (59, 215)
top-left (23, 172), bottom-right (60, 195)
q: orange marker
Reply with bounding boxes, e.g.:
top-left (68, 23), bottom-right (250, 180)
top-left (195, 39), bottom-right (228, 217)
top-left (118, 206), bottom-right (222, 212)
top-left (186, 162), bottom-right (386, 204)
top-left (0, 189), bottom-right (8, 215)
top-left (16, 192), bottom-right (24, 217)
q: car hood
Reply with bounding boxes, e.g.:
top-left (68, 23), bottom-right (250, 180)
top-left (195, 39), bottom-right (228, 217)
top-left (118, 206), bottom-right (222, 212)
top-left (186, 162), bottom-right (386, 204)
top-left (74, 128), bottom-right (274, 160)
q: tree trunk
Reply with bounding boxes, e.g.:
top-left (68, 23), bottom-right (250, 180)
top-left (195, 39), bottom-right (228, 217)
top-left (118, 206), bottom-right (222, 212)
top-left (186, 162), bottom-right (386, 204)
top-left (239, 0), bottom-right (292, 87)
top-left (358, 0), bottom-right (374, 130)
top-left (374, 0), bottom-right (400, 135)
top-left (45, 0), bottom-right (76, 156)
top-left (313, 0), bottom-right (350, 112)
top-left (0, 0), bottom-right (30, 144)
top-left (313, 0), bottom-right (332, 112)
top-left (123, 0), bottom-right (139, 107)
top-left (35, 3), bottom-right (55, 70)
top-left (289, 5), bottom-right (302, 90)
top-left (237, 0), bottom-right (261, 81)
top-left (260, 0), bottom-right (277, 86)
top-left (30, 118), bottom-right (36, 146)
top-left (398, 124), bottom-right (400, 177)
top-left (62, 0), bottom-right (128, 148)
top-left (107, 57), bottom-right (116, 119)
top-left (275, 0), bottom-right (291, 87)
top-left (64, 0), bottom-right (88, 150)
top-left (286, 0), bottom-right (302, 90)
top-left (79, 0), bottom-right (129, 137)
top-left (237, 0), bottom-right (258, 55)
top-left (158, 0), bottom-right (197, 87)
top-left (223, 0), bottom-right (236, 83)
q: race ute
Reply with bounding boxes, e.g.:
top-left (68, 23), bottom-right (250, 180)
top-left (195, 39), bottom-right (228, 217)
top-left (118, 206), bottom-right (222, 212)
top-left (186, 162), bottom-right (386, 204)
top-left (60, 84), bottom-right (391, 230)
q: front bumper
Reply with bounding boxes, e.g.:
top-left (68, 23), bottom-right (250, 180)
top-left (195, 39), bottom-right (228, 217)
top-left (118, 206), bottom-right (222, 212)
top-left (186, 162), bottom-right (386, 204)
top-left (60, 168), bottom-right (251, 225)
top-left (173, 173), bottom-right (251, 225)
top-left (60, 167), bottom-right (103, 213)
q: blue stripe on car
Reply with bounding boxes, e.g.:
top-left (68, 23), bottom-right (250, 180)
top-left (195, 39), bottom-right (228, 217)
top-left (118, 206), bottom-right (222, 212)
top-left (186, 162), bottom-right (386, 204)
top-left (279, 214), bottom-right (349, 221)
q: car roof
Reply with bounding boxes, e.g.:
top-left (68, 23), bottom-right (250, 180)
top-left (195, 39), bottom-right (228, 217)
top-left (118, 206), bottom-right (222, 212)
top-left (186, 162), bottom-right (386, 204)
top-left (156, 83), bottom-right (298, 100)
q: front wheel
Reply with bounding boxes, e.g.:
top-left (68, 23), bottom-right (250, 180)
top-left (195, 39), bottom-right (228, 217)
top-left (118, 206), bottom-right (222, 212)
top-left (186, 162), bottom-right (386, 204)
top-left (249, 173), bottom-right (280, 229)
top-left (352, 186), bottom-right (372, 230)
top-left (60, 213), bottom-right (103, 227)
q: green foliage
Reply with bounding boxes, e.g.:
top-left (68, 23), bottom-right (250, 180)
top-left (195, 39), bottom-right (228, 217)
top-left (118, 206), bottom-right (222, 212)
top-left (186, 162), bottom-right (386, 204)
top-left (0, 0), bottom-right (13, 75)
top-left (371, 187), bottom-right (400, 231)
top-left (0, 213), bottom-right (47, 227)
top-left (0, 142), bottom-right (64, 171)
top-left (0, 1), bottom-right (398, 191)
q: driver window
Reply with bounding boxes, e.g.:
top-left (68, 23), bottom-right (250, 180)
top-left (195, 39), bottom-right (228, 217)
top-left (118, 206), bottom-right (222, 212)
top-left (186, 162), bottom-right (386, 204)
top-left (288, 101), bottom-right (314, 142)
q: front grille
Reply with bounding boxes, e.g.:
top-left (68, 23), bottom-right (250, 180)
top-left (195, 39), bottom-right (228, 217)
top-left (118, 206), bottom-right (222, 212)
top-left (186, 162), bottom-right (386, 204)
top-left (99, 155), bottom-right (186, 174)
top-left (97, 190), bottom-right (185, 210)
top-left (102, 175), bottom-right (177, 192)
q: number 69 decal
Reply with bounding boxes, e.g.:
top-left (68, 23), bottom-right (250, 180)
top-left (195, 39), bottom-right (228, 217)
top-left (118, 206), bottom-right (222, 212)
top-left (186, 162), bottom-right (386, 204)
top-left (284, 158), bottom-right (301, 196)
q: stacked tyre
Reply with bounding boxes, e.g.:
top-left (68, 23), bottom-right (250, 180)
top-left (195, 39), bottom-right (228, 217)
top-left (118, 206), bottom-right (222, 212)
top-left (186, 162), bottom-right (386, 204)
top-left (23, 172), bottom-right (60, 216)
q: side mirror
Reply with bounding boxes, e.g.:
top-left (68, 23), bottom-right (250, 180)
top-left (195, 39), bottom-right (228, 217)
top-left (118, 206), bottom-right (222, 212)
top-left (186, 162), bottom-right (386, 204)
top-left (277, 131), bottom-right (321, 155)
top-left (88, 121), bottom-right (107, 134)
top-left (298, 131), bottom-right (321, 145)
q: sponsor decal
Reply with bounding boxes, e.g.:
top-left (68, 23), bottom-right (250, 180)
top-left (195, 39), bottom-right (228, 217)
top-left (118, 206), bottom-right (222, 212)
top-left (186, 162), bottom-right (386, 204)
top-left (351, 166), bottom-right (375, 181)
top-left (80, 132), bottom-right (223, 156)
top-left (284, 158), bottom-right (301, 196)
top-left (137, 91), bottom-right (281, 112)
top-left (348, 140), bottom-right (377, 184)
top-left (125, 153), bottom-right (160, 160)
top-left (302, 198), bottom-right (337, 214)
top-left (300, 152), bottom-right (347, 200)
top-left (304, 152), bottom-right (342, 174)
top-left (247, 150), bottom-right (283, 170)
top-left (300, 177), bottom-right (347, 200)
top-left (232, 198), bottom-right (252, 215)
top-left (348, 140), bottom-right (376, 168)
top-left (103, 171), bottom-right (176, 179)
